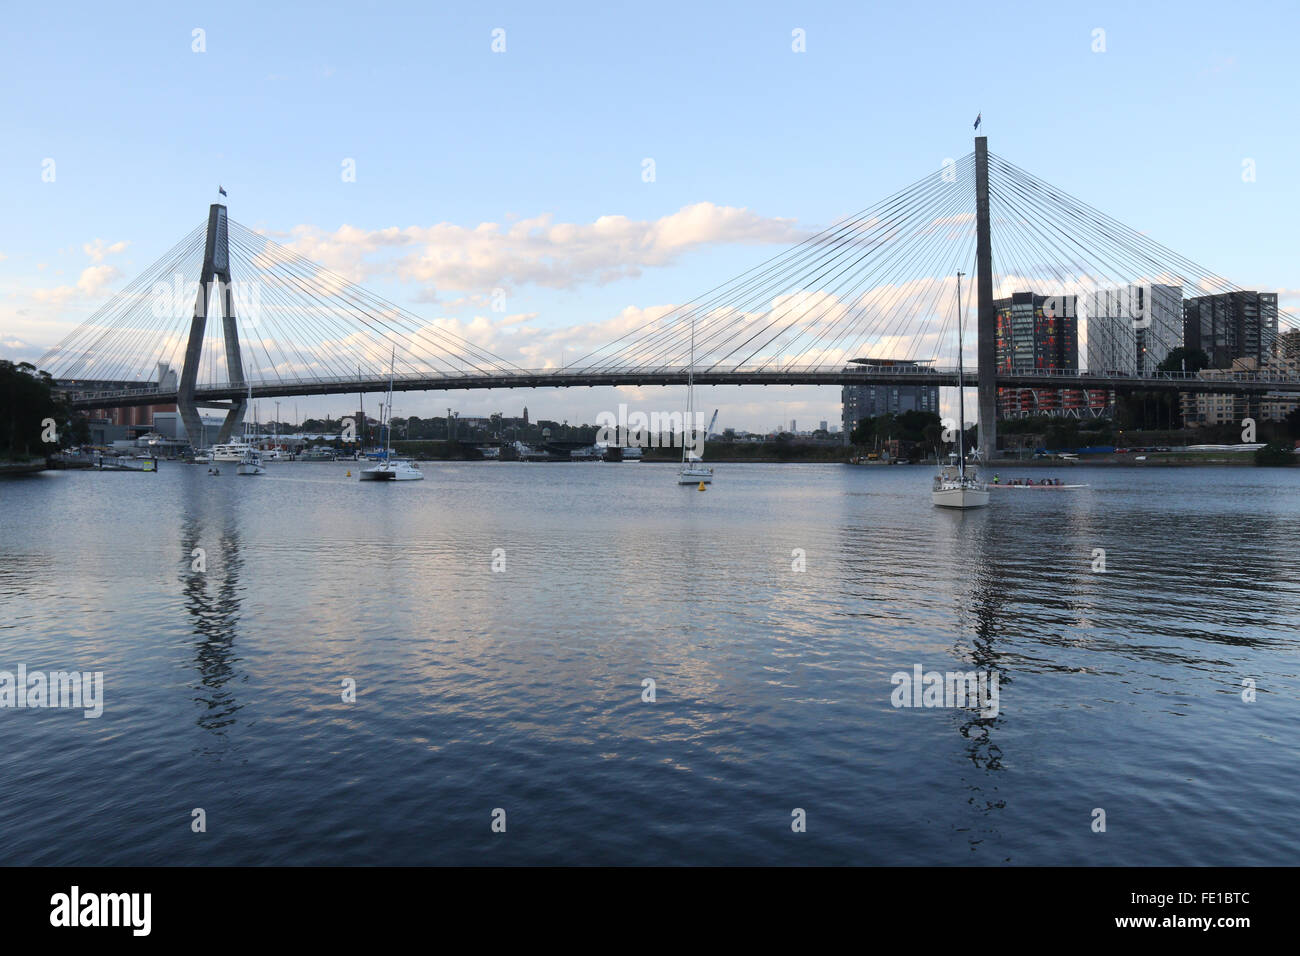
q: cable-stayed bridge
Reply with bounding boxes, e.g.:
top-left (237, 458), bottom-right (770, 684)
top-left (42, 137), bottom-right (1300, 458)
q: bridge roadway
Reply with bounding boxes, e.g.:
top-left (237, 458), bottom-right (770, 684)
top-left (60, 365), bottom-right (1300, 410)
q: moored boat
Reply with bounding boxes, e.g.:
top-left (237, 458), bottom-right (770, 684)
top-left (677, 309), bottom-right (714, 486)
top-left (360, 349), bottom-right (424, 483)
top-left (931, 271), bottom-right (988, 510)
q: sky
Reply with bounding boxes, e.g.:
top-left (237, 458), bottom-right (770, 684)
top-left (2, 0), bottom-right (1298, 431)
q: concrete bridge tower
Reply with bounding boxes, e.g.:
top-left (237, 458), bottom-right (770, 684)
top-left (176, 203), bottom-right (247, 448)
top-left (974, 136), bottom-right (998, 462)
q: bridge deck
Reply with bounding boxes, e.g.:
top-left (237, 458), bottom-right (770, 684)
top-left (59, 366), bottom-right (1300, 410)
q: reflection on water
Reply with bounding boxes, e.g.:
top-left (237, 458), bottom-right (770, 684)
top-left (0, 461), bottom-right (1297, 865)
top-left (957, 517), bottom-right (1010, 852)
top-left (180, 511), bottom-right (245, 739)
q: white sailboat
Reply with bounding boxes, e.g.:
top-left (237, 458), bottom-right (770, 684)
top-left (360, 352), bottom-right (424, 482)
top-left (235, 447), bottom-right (265, 475)
top-left (932, 271), bottom-right (989, 509)
top-left (236, 381), bottom-right (266, 475)
top-left (211, 373), bottom-right (258, 464)
top-left (677, 311), bottom-right (713, 485)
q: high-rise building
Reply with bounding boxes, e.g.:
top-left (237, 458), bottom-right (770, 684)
top-left (1183, 291), bottom-right (1278, 369)
top-left (994, 292), bottom-right (1106, 417)
top-left (1180, 292), bottom-right (1280, 426)
top-left (840, 359), bottom-right (940, 441)
top-left (1086, 284), bottom-right (1182, 376)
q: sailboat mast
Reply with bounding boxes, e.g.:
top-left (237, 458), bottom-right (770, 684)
top-left (384, 349), bottom-right (395, 458)
top-left (956, 272), bottom-right (966, 479)
top-left (684, 313), bottom-right (695, 463)
top-left (358, 366), bottom-right (366, 455)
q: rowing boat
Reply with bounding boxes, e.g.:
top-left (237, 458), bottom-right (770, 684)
top-left (989, 483), bottom-right (1089, 490)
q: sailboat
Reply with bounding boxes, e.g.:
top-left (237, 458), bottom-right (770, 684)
top-left (236, 380), bottom-right (266, 476)
top-left (360, 352), bottom-right (424, 482)
top-left (677, 311), bottom-right (713, 485)
top-left (932, 271), bottom-right (989, 509)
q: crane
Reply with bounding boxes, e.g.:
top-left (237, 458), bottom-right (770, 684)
top-left (706, 409), bottom-right (719, 437)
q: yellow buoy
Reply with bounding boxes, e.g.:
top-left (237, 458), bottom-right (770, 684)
top-left (346, 470), bottom-right (352, 477)
top-left (698, 481), bottom-right (706, 491)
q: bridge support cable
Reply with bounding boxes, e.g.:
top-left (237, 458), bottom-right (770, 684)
top-left (571, 154), bottom-right (980, 378)
top-left (38, 223), bottom-right (208, 384)
top-left (41, 137), bottom-right (1300, 415)
top-left (225, 220), bottom-right (526, 381)
top-left (37, 209), bottom-right (529, 406)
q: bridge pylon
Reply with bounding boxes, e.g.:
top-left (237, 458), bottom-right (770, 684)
top-left (176, 203), bottom-right (246, 449)
top-left (974, 136), bottom-right (997, 462)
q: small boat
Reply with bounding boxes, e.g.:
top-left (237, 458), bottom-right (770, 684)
top-left (678, 458), bottom-right (713, 485)
top-left (236, 389), bottom-right (267, 475)
top-left (236, 450), bottom-right (265, 475)
top-left (932, 271), bottom-right (988, 509)
top-left (677, 310), bottom-right (714, 485)
top-left (932, 463), bottom-right (990, 507)
top-left (360, 349), bottom-right (425, 483)
top-left (208, 441), bottom-right (253, 463)
top-left (359, 459), bottom-right (424, 481)
top-left (212, 376), bottom-right (261, 464)
top-left (989, 482), bottom-right (1089, 490)
top-left (95, 455), bottom-right (158, 472)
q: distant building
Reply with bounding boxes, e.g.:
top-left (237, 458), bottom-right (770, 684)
top-left (1179, 292), bottom-right (1282, 427)
top-left (98, 362), bottom-right (179, 430)
top-left (1183, 291), bottom-right (1278, 369)
top-left (152, 411), bottom-right (224, 447)
top-left (840, 359), bottom-right (940, 442)
top-left (1086, 284), bottom-right (1182, 376)
top-left (1181, 354), bottom-right (1300, 428)
top-left (994, 292), bottom-right (1106, 418)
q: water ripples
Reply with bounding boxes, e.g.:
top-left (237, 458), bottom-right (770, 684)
top-left (0, 462), bottom-right (1297, 864)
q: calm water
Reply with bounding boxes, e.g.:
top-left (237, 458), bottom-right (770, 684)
top-left (1, 461), bottom-right (1297, 865)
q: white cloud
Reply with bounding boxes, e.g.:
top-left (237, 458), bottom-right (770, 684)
top-left (31, 263), bottom-right (122, 305)
top-left (83, 239), bottom-right (130, 262)
top-left (273, 202), bottom-right (803, 295)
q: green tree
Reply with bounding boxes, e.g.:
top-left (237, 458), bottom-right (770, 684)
top-left (1283, 407), bottom-right (1300, 441)
top-left (1255, 441), bottom-right (1296, 466)
top-left (1158, 347), bottom-right (1210, 374)
top-left (1, 361), bottom-right (61, 460)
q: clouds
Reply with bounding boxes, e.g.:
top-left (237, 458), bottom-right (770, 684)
top-left (83, 239), bottom-right (130, 262)
top-left (274, 202), bottom-right (803, 297)
top-left (4, 238), bottom-right (131, 353)
top-left (30, 256), bottom-right (126, 305)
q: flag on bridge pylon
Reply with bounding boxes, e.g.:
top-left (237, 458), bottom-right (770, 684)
top-left (218, 185), bottom-right (227, 197)
top-left (973, 113), bottom-right (981, 130)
